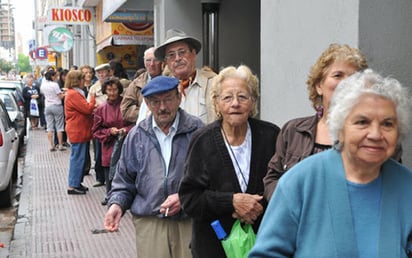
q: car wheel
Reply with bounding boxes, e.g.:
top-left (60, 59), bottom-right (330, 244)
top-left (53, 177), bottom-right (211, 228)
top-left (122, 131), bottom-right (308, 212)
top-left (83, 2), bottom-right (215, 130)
top-left (18, 136), bottom-right (25, 157)
top-left (0, 177), bottom-right (12, 208)
top-left (12, 158), bottom-right (18, 181)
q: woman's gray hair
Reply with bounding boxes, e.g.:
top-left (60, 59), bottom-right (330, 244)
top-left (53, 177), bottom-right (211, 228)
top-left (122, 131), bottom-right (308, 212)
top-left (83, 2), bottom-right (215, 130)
top-left (328, 69), bottom-right (411, 149)
top-left (23, 73), bottom-right (34, 85)
top-left (210, 65), bottom-right (259, 118)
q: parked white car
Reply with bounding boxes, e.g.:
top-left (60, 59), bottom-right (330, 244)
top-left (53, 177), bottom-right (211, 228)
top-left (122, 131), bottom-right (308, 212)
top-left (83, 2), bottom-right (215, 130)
top-left (0, 91), bottom-right (26, 151)
top-left (0, 97), bottom-right (19, 208)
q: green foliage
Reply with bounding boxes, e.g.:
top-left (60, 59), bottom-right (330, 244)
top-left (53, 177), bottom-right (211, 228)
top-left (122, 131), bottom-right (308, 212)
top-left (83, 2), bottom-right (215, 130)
top-left (0, 58), bottom-right (14, 73)
top-left (17, 53), bottom-right (32, 73)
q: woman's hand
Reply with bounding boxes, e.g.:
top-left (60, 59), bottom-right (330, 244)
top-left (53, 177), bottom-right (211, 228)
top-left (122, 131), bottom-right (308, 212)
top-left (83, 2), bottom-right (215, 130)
top-left (110, 127), bottom-right (126, 136)
top-left (110, 127), bottom-right (120, 135)
top-left (32, 94), bottom-right (39, 99)
top-left (232, 193), bottom-right (263, 224)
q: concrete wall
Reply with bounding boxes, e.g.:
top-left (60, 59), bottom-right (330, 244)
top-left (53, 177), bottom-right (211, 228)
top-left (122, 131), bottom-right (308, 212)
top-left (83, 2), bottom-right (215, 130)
top-left (218, 0), bottom-right (260, 74)
top-left (359, 0), bottom-right (412, 168)
top-left (260, 0), bottom-right (359, 126)
top-left (261, 0), bottom-right (412, 168)
top-left (154, 0), bottom-right (204, 66)
top-left (153, 0), bottom-right (259, 73)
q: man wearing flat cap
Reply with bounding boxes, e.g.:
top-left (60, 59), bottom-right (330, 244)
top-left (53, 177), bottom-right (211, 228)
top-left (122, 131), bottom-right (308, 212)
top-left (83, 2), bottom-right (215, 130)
top-left (155, 28), bottom-right (217, 124)
top-left (88, 63), bottom-right (111, 106)
top-left (88, 63), bottom-right (111, 188)
top-left (104, 76), bottom-right (204, 258)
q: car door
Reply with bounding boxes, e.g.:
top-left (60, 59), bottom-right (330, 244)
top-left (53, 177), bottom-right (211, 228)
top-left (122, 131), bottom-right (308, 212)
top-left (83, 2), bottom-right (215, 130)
top-left (0, 92), bottom-right (25, 142)
top-left (0, 99), bottom-right (19, 191)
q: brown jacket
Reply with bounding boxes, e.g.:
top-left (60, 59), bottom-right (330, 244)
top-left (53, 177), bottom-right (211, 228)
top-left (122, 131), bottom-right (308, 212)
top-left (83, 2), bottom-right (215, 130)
top-left (120, 72), bottom-right (148, 123)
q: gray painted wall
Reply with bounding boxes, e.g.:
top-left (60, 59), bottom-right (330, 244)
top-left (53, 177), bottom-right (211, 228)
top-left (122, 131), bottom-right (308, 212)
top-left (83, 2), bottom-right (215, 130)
top-left (154, 0), bottom-right (205, 67)
top-left (261, 0), bottom-right (412, 168)
top-left (218, 0), bottom-right (260, 75)
top-left (154, 0), bottom-right (260, 74)
top-left (359, 0), bottom-right (412, 168)
top-left (261, 0), bottom-right (359, 126)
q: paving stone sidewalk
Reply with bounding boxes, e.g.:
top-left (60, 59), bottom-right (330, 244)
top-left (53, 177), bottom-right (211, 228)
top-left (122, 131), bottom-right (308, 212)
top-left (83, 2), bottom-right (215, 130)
top-left (9, 129), bottom-right (137, 258)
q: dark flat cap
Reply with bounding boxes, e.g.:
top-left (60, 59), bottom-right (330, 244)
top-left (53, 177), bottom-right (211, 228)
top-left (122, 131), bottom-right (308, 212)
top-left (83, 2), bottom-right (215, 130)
top-left (141, 76), bottom-right (179, 97)
top-left (155, 29), bottom-right (201, 60)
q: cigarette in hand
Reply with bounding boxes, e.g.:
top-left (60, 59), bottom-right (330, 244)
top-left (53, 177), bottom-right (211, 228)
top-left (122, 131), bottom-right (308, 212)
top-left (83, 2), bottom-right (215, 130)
top-left (165, 207), bottom-right (169, 217)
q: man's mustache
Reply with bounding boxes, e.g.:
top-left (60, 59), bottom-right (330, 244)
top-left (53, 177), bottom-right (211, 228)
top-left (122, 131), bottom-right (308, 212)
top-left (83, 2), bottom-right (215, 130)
top-left (157, 110), bottom-right (170, 115)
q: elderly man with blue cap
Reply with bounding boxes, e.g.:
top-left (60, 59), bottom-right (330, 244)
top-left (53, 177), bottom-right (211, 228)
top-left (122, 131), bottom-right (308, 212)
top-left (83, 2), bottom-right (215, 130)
top-left (104, 76), bottom-right (204, 258)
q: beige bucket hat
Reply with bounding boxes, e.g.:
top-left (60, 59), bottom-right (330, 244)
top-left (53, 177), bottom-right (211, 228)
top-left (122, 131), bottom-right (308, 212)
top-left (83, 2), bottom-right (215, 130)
top-left (154, 29), bottom-right (202, 60)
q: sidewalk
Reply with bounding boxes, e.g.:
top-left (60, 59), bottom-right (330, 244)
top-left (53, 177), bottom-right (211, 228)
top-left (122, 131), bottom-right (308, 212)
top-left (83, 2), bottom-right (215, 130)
top-left (9, 129), bottom-right (137, 258)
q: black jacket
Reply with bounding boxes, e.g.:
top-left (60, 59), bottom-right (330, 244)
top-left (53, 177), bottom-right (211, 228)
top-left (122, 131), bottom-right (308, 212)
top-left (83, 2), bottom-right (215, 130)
top-left (179, 118), bottom-right (280, 258)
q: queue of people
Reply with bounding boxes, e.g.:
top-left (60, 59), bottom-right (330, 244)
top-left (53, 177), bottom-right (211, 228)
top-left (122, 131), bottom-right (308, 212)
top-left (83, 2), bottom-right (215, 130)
top-left (24, 28), bottom-right (412, 258)
top-left (104, 32), bottom-right (412, 257)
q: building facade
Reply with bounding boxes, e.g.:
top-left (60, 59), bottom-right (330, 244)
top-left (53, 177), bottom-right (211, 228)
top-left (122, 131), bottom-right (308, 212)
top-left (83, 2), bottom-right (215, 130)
top-left (0, 0), bottom-right (15, 61)
top-left (33, 0), bottom-right (412, 168)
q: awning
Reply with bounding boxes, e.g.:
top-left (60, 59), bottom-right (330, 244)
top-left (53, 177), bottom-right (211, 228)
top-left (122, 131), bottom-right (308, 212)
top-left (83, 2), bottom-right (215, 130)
top-left (112, 34), bottom-right (154, 46)
top-left (96, 36), bottom-right (113, 52)
top-left (96, 34), bottom-right (154, 53)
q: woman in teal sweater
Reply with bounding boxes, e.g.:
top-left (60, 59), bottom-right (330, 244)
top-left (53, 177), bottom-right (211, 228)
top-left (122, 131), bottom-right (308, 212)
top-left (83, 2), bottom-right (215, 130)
top-left (249, 69), bottom-right (412, 258)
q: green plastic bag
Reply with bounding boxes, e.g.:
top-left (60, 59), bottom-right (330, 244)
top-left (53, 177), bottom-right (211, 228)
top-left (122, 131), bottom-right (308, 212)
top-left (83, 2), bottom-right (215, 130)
top-left (221, 219), bottom-right (256, 258)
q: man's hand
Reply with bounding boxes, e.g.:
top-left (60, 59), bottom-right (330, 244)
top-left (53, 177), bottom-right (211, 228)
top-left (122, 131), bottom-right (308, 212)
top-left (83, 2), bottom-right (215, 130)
top-left (104, 204), bottom-right (123, 232)
top-left (160, 193), bottom-right (181, 217)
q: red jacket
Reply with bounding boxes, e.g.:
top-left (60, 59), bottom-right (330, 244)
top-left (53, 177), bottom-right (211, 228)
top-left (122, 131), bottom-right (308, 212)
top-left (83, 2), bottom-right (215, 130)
top-left (92, 97), bottom-right (134, 167)
top-left (64, 88), bottom-right (96, 143)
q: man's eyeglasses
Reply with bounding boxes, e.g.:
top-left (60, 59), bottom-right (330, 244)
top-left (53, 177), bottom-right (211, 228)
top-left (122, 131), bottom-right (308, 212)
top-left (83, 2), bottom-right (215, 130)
top-left (145, 58), bottom-right (161, 64)
top-left (147, 95), bottom-right (177, 108)
top-left (165, 49), bottom-right (190, 61)
top-left (218, 94), bottom-right (252, 104)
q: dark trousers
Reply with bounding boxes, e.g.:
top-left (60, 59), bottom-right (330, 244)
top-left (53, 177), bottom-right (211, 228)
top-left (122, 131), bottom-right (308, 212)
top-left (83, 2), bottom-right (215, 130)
top-left (53, 130), bottom-right (67, 146)
top-left (93, 139), bottom-right (104, 183)
top-left (83, 141), bottom-right (91, 175)
top-left (39, 106), bottom-right (46, 127)
top-left (103, 166), bottom-right (112, 195)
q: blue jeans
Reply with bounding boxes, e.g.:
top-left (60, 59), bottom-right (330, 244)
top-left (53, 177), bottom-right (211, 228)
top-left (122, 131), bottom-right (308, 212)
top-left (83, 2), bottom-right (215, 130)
top-left (68, 142), bottom-right (87, 188)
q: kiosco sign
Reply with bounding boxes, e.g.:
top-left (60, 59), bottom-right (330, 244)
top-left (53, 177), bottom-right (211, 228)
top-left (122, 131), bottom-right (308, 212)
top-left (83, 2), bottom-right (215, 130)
top-left (48, 7), bottom-right (93, 25)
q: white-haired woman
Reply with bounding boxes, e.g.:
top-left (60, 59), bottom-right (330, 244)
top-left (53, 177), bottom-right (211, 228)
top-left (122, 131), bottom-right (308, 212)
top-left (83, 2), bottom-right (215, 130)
top-left (179, 65), bottom-right (280, 258)
top-left (249, 69), bottom-right (412, 257)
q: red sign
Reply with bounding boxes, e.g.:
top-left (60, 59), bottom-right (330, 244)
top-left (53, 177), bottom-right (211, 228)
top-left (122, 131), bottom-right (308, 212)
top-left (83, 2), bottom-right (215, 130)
top-left (48, 7), bottom-right (93, 25)
top-left (36, 47), bottom-right (48, 60)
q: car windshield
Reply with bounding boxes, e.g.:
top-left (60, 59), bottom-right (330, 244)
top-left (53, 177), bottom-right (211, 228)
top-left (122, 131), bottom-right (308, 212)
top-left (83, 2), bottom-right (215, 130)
top-left (0, 81), bottom-right (25, 104)
top-left (0, 93), bottom-right (17, 112)
top-left (0, 81), bottom-right (23, 90)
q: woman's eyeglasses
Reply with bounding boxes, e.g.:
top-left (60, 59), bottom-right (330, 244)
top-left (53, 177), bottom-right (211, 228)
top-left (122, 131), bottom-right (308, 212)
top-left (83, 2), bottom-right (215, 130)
top-left (218, 94), bottom-right (251, 104)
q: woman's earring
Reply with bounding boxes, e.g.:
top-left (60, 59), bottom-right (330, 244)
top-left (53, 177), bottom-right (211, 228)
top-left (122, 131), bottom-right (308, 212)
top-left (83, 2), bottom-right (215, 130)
top-left (316, 95), bottom-right (324, 119)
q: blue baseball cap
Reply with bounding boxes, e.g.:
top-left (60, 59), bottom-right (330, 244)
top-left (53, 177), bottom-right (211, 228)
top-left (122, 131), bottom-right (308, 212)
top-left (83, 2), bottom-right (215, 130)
top-left (141, 76), bottom-right (179, 97)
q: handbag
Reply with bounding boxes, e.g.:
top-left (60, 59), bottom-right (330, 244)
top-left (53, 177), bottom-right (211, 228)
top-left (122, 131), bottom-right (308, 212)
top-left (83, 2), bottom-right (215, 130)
top-left (108, 133), bottom-right (125, 180)
top-left (30, 99), bottom-right (39, 117)
top-left (211, 219), bottom-right (256, 258)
